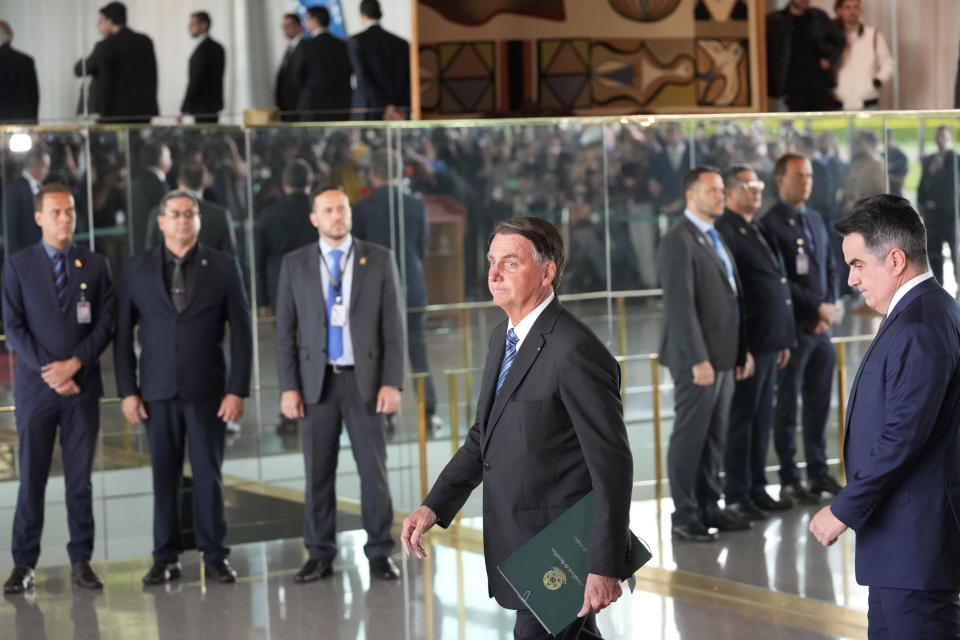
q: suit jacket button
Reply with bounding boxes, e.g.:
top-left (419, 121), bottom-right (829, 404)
top-left (786, 299), bottom-right (792, 305)
top-left (781, 277), bottom-right (787, 284)
top-left (483, 462), bottom-right (491, 471)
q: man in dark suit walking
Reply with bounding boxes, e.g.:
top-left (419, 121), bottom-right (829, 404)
top-left (275, 186), bottom-right (405, 583)
top-left (762, 153), bottom-right (842, 505)
top-left (115, 190), bottom-right (252, 586)
top-left (659, 167), bottom-right (752, 543)
top-left (294, 6), bottom-right (352, 122)
top-left (4, 147), bottom-right (50, 257)
top-left (715, 166), bottom-right (795, 519)
top-left (0, 21), bottom-right (39, 123)
top-left (275, 13), bottom-right (304, 121)
top-left (2, 184), bottom-right (115, 594)
top-left (180, 11), bottom-right (226, 124)
top-left (74, 2), bottom-right (158, 123)
top-left (812, 194), bottom-right (960, 637)
top-left (401, 217), bottom-right (634, 638)
top-left (146, 164), bottom-right (237, 255)
top-left (352, 150), bottom-right (440, 431)
top-left (348, 0), bottom-right (410, 120)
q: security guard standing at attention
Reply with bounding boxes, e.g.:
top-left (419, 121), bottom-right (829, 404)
top-left (3, 183), bottom-right (116, 594)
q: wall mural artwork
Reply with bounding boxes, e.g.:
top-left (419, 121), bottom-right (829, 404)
top-left (418, 0), bottom-right (761, 115)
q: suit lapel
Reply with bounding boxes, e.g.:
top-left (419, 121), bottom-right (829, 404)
top-left (481, 300), bottom-right (560, 452)
top-left (185, 245), bottom-right (209, 310)
top-left (684, 219), bottom-right (733, 293)
top-left (476, 323), bottom-right (506, 450)
top-left (300, 244), bottom-right (327, 328)
top-left (151, 246), bottom-right (178, 314)
top-left (63, 245), bottom-right (85, 312)
top-left (32, 244), bottom-right (62, 315)
top-left (349, 238), bottom-right (368, 311)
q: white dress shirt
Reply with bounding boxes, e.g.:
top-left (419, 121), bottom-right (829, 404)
top-left (508, 291), bottom-right (555, 353)
top-left (886, 271), bottom-right (935, 318)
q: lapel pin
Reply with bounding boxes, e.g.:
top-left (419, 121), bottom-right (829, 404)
top-left (80, 283), bottom-right (88, 290)
top-left (359, 256), bottom-right (367, 265)
top-left (74, 258), bottom-right (83, 268)
top-left (789, 218), bottom-right (796, 226)
top-left (796, 238), bottom-right (804, 245)
top-left (697, 236), bottom-right (706, 245)
top-left (739, 227), bottom-right (747, 235)
top-left (201, 258), bottom-right (208, 266)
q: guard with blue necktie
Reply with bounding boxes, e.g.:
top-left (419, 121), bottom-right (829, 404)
top-left (275, 186), bottom-right (405, 583)
top-left (2, 183), bottom-right (115, 594)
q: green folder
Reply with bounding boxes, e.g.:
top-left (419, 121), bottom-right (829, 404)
top-left (497, 491), bottom-right (652, 636)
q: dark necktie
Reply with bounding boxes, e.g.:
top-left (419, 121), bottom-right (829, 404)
top-left (798, 210), bottom-right (816, 253)
top-left (327, 249), bottom-right (344, 360)
top-left (495, 329), bottom-right (519, 397)
top-left (171, 257), bottom-right (187, 313)
top-left (53, 252), bottom-right (68, 314)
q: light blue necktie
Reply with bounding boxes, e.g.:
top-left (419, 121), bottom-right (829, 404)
top-left (495, 329), bottom-right (519, 397)
top-left (326, 249), bottom-right (343, 360)
top-left (706, 228), bottom-right (736, 292)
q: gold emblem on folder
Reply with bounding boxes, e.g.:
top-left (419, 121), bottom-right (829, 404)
top-left (543, 567), bottom-right (566, 591)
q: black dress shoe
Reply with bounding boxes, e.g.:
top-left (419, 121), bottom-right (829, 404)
top-left (671, 522), bottom-right (718, 542)
top-left (204, 558), bottom-right (237, 584)
top-left (809, 474), bottom-right (844, 496)
top-left (71, 561), bottom-right (103, 589)
top-left (293, 558), bottom-right (333, 584)
top-left (142, 561), bottom-right (182, 586)
top-left (726, 499), bottom-right (767, 521)
top-left (702, 509), bottom-right (751, 531)
top-left (3, 565), bottom-right (34, 594)
top-left (751, 490), bottom-right (793, 511)
top-left (781, 481), bottom-right (821, 505)
top-left (369, 556), bottom-right (401, 580)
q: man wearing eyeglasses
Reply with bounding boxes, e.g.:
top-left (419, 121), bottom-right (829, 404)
top-left (115, 189), bottom-right (252, 586)
top-left (715, 166), bottom-right (796, 520)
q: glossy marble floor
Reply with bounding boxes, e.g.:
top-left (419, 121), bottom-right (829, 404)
top-left (1, 493), bottom-right (869, 640)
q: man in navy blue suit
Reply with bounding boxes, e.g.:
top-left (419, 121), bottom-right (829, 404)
top-left (811, 194), bottom-right (960, 637)
top-left (115, 189), bottom-right (252, 586)
top-left (2, 184), bottom-right (115, 594)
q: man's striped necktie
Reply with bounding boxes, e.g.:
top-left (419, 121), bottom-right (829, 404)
top-left (495, 328), bottom-right (519, 397)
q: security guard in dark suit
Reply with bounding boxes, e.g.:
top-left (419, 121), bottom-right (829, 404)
top-left (115, 189), bottom-right (252, 586)
top-left (715, 166), bottom-right (795, 519)
top-left (2, 183), bottom-right (115, 594)
top-left (761, 154), bottom-right (841, 505)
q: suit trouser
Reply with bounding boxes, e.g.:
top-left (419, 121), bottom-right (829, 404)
top-left (774, 332), bottom-right (835, 485)
top-left (668, 369), bottom-right (734, 526)
top-left (407, 311), bottom-right (437, 417)
top-left (301, 369), bottom-right (395, 563)
top-left (724, 351), bottom-right (779, 503)
top-left (12, 394), bottom-right (100, 567)
top-left (867, 586), bottom-right (960, 639)
top-left (514, 609), bottom-right (600, 639)
top-left (144, 397), bottom-right (228, 563)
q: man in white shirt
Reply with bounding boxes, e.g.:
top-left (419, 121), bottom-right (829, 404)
top-left (833, 0), bottom-right (894, 110)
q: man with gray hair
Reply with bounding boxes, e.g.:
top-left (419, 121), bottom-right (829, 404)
top-left (0, 21), bottom-right (39, 123)
top-left (115, 189), bottom-right (252, 586)
top-left (812, 194), bottom-right (960, 637)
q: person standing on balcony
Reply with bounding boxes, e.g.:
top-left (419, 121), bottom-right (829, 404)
top-left (275, 186), bottom-right (405, 583)
top-left (180, 11), bottom-right (226, 124)
top-left (833, 0), bottom-right (894, 111)
top-left (2, 184), bottom-right (115, 594)
top-left (813, 194), bottom-right (960, 638)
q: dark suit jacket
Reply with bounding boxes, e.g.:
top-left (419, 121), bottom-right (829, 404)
top-left (761, 200), bottom-right (837, 333)
top-left (917, 150), bottom-right (960, 230)
top-left (831, 277), bottom-right (960, 589)
top-left (422, 298), bottom-right (634, 609)
top-left (130, 171), bottom-right (168, 254)
top-left (351, 186), bottom-right (428, 308)
top-left (275, 238), bottom-right (404, 405)
top-left (715, 209), bottom-right (796, 354)
top-left (275, 39), bottom-right (305, 115)
top-left (181, 36), bottom-right (226, 117)
top-left (658, 216), bottom-right (745, 373)
top-left (145, 199), bottom-right (237, 255)
top-left (2, 243), bottom-right (115, 407)
top-left (115, 244), bottom-right (252, 402)
top-left (0, 44), bottom-right (39, 123)
top-left (76, 27), bottom-right (159, 121)
top-left (253, 192), bottom-right (315, 308)
top-left (3, 176), bottom-right (40, 256)
top-left (347, 25), bottom-right (410, 120)
top-left (294, 32), bottom-right (352, 121)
